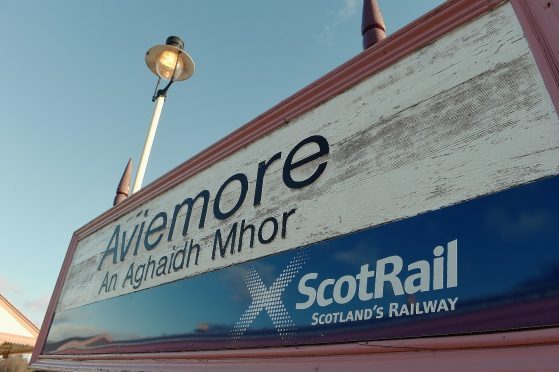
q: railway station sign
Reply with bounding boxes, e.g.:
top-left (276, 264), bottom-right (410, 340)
top-left (33, 0), bottom-right (559, 369)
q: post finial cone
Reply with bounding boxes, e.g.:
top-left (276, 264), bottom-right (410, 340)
top-left (113, 158), bottom-right (132, 206)
top-left (362, 0), bottom-right (386, 50)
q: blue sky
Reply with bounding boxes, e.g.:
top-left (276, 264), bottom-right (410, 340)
top-left (0, 0), bottom-right (443, 326)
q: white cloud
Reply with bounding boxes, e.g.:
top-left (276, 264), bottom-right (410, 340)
top-left (0, 276), bottom-right (22, 295)
top-left (338, 0), bottom-right (359, 21)
top-left (316, 0), bottom-right (360, 46)
top-left (25, 295), bottom-right (50, 312)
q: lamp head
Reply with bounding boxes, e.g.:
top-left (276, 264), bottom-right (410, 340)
top-left (145, 36), bottom-right (194, 81)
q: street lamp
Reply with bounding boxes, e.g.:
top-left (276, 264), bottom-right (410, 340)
top-left (131, 36), bottom-right (195, 194)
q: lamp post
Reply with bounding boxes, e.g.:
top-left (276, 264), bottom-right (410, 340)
top-left (131, 36), bottom-right (195, 194)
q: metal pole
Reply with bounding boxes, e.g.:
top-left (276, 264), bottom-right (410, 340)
top-left (132, 95), bottom-right (165, 193)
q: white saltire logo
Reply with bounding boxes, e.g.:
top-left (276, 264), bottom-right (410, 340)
top-left (230, 251), bottom-right (308, 341)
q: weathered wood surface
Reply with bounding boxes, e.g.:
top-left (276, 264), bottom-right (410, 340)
top-left (56, 3), bottom-right (559, 312)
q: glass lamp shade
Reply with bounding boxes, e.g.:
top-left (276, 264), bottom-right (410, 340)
top-left (155, 50), bottom-right (185, 80)
top-left (145, 44), bottom-right (194, 81)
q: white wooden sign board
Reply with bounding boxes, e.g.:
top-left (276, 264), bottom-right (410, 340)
top-left (56, 2), bottom-right (559, 313)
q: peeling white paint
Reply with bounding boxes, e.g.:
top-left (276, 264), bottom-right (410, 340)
top-left (56, 3), bottom-right (559, 312)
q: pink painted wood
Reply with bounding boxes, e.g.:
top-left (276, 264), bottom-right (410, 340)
top-left (511, 0), bottom-right (559, 113)
top-left (32, 328), bottom-right (559, 371)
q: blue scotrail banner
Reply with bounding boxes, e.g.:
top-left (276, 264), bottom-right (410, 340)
top-left (44, 175), bottom-right (559, 354)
